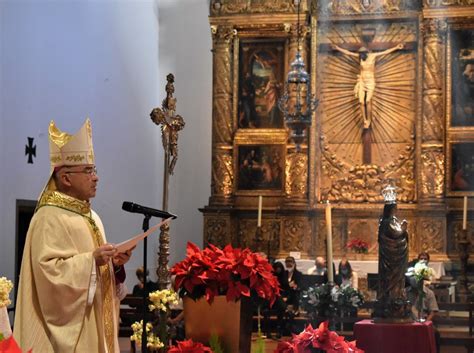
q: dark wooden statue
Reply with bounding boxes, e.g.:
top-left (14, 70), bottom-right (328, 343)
top-left (373, 186), bottom-right (412, 322)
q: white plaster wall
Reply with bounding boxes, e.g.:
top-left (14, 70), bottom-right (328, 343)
top-left (0, 0), bottom-right (212, 293)
top-left (157, 0), bottom-right (212, 268)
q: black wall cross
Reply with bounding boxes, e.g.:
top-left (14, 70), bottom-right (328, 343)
top-left (25, 137), bottom-right (36, 164)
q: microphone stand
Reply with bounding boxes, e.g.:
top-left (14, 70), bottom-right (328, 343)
top-left (141, 214), bottom-right (151, 353)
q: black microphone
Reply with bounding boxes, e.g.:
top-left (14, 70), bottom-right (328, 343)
top-left (122, 201), bottom-right (177, 219)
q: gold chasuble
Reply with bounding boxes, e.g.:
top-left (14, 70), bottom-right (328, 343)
top-left (14, 190), bottom-right (120, 353)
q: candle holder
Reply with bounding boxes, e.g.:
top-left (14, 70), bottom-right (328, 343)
top-left (457, 228), bottom-right (471, 303)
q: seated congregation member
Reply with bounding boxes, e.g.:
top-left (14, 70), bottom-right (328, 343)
top-left (262, 262), bottom-right (288, 338)
top-left (338, 257), bottom-right (358, 289)
top-left (307, 256), bottom-right (327, 275)
top-left (132, 266), bottom-right (159, 298)
top-left (284, 256), bottom-right (302, 312)
top-left (406, 280), bottom-right (440, 353)
top-left (408, 251), bottom-right (431, 268)
top-left (167, 275), bottom-right (185, 343)
top-left (307, 256), bottom-right (336, 284)
top-left (264, 258), bottom-right (303, 337)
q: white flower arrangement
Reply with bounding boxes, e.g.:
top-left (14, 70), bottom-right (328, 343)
top-left (130, 320), bottom-right (164, 350)
top-left (0, 277), bottom-right (13, 308)
top-left (148, 289), bottom-right (179, 312)
top-left (405, 261), bottom-right (435, 283)
top-left (130, 289), bottom-right (180, 350)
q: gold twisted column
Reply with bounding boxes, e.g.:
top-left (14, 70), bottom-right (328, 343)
top-left (284, 22), bottom-right (310, 206)
top-left (210, 25), bottom-right (236, 205)
top-left (420, 18), bottom-right (446, 202)
top-left (417, 18), bottom-right (447, 258)
top-left (150, 74), bottom-right (185, 289)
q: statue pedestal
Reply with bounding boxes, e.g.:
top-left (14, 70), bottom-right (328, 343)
top-left (354, 320), bottom-right (436, 353)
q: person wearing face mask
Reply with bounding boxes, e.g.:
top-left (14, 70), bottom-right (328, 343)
top-left (284, 257), bottom-right (302, 312)
top-left (338, 258), bottom-right (358, 289)
top-left (408, 252), bottom-right (430, 267)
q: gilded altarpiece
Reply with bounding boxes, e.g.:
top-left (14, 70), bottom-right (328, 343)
top-left (202, 0), bottom-right (474, 262)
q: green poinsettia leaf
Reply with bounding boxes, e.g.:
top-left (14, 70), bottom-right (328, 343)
top-left (252, 334), bottom-right (265, 353)
top-left (209, 333), bottom-right (224, 353)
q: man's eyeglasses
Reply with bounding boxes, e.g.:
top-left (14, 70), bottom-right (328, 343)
top-left (65, 166), bottom-right (98, 176)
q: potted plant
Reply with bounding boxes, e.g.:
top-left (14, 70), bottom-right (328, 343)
top-left (274, 321), bottom-right (364, 353)
top-left (301, 284), bottom-right (364, 330)
top-left (346, 239), bottom-right (369, 260)
top-left (130, 288), bottom-right (219, 353)
top-left (171, 242), bottom-right (280, 353)
top-left (168, 339), bottom-right (214, 353)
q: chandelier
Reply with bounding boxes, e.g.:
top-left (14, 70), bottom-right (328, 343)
top-left (278, 0), bottom-right (318, 149)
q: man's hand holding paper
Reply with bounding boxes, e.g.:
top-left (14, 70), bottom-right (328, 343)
top-left (115, 217), bottom-right (173, 253)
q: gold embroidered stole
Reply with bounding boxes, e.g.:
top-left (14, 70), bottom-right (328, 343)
top-left (37, 190), bottom-right (115, 353)
top-left (85, 218), bottom-right (115, 353)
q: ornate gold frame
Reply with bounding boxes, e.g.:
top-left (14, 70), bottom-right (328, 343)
top-left (203, 0), bottom-right (474, 262)
top-left (234, 130), bottom-right (287, 196)
top-left (445, 21), bottom-right (474, 197)
top-left (446, 137), bottom-right (474, 197)
top-left (446, 23), bottom-right (474, 130)
top-left (234, 37), bottom-right (288, 129)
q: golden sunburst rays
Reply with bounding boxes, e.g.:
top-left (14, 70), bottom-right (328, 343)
top-left (319, 50), bottom-right (416, 166)
top-left (319, 54), bottom-right (366, 163)
top-left (371, 51), bottom-right (416, 162)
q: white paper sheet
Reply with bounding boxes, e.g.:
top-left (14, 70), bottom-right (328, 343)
top-left (115, 217), bottom-right (173, 253)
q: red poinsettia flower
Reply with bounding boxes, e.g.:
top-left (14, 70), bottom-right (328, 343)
top-left (0, 336), bottom-right (32, 353)
top-left (274, 340), bottom-right (296, 353)
top-left (274, 321), bottom-right (364, 353)
top-left (346, 239), bottom-right (369, 253)
top-left (326, 331), bottom-right (350, 353)
top-left (168, 339), bottom-right (213, 353)
top-left (292, 324), bottom-right (316, 347)
top-left (171, 242), bottom-right (280, 305)
top-left (346, 340), bottom-right (364, 353)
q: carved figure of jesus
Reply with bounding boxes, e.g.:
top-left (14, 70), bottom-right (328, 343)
top-left (332, 43), bottom-right (404, 130)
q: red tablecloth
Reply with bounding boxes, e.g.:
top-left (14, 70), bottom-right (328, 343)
top-left (354, 319), bottom-right (437, 353)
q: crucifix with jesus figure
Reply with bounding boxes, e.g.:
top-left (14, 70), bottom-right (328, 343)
top-left (329, 29), bottom-right (411, 164)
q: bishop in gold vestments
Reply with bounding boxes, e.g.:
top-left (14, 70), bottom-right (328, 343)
top-left (14, 119), bottom-right (130, 353)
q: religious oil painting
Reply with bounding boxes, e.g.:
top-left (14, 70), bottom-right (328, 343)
top-left (451, 29), bottom-right (474, 127)
top-left (450, 142), bottom-right (474, 193)
top-left (238, 40), bottom-right (285, 129)
top-left (237, 145), bottom-right (284, 190)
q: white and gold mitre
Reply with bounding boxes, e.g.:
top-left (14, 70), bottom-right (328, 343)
top-left (49, 118), bottom-right (95, 170)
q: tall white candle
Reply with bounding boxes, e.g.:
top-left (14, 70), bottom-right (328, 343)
top-left (463, 196), bottom-right (468, 230)
top-left (257, 195), bottom-right (263, 227)
top-left (325, 201), bottom-right (334, 283)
